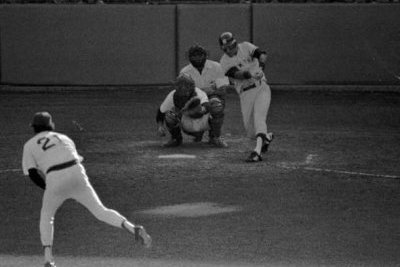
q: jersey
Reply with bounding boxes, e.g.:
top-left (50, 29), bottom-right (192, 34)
top-left (159, 87), bottom-right (208, 113)
top-left (22, 131), bottom-right (82, 175)
top-left (220, 41), bottom-right (267, 94)
top-left (180, 59), bottom-right (230, 92)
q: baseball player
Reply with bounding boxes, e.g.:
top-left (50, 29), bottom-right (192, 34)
top-left (179, 44), bottom-right (232, 148)
top-left (156, 73), bottom-right (213, 147)
top-left (22, 112), bottom-right (152, 267)
top-left (218, 32), bottom-right (274, 162)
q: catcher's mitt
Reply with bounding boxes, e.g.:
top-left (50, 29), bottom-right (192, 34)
top-left (182, 97), bottom-right (204, 118)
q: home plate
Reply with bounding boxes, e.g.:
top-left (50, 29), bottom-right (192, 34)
top-left (138, 202), bottom-right (241, 217)
top-left (158, 154), bottom-right (196, 159)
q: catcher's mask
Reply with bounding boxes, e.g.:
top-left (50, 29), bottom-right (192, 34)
top-left (188, 44), bottom-right (207, 69)
top-left (219, 32), bottom-right (237, 55)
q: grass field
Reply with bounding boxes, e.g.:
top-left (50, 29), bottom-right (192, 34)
top-left (1, 86), bottom-right (400, 267)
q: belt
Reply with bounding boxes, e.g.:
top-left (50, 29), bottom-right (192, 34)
top-left (242, 83), bottom-right (257, 92)
top-left (46, 159), bottom-right (78, 174)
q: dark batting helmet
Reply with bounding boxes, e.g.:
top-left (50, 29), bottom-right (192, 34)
top-left (219, 32), bottom-right (237, 50)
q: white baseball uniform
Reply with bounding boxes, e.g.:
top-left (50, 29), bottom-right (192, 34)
top-left (220, 41), bottom-right (271, 138)
top-left (160, 87), bottom-right (210, 133)
top-left (180, 59), bottom-right (230, 93)
top-left (22, 131), bottom-right (127, 246)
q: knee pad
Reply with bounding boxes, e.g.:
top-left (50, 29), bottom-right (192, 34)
top-left (209, 97), bottom-right (224, 117)
top-left (165, 110), bottom-right (180, 128)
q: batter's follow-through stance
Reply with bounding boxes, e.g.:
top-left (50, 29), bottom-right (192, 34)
top-left (219, 32), bottom-right (274, 162)
top-left (22, 112), bottom-right (152, 267)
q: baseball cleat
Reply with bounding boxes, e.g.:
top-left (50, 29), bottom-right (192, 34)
top-left (134, 225), bottom-right (152, 248)
top-left (246, 151), bottom-right (262, 163)
top-left (44, 262), bottom-right (56, 267)
top-left (208, 137), bottom-right (228, 148)
top-left (261, 132), bottom-right (274, 153)
top-left (163, 138), bottom-right (182, 147)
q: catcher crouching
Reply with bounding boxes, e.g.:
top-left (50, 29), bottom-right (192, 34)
top-left (156, 73), bottom-right (226, 147)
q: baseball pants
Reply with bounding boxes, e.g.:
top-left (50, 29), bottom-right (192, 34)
top-left (40, 164), bottom-right (127, 246)
top-left (239, 81), bottom-right (271, 138)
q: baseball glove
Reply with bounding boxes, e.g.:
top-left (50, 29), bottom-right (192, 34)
top-left (182, 97), bottom-right (204, 118)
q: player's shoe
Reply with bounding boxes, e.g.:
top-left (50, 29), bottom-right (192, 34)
top-left (44, 262), bottom-right (56, 267)
top-left (134, 225), bottom-right (152, 248)
top-left (261, 132), bottom-right (274, 153)
top-left (163, 138), bottom-right (182, 147)
top-left (208, 137), bottom-right (228, 148)
top-left (246, 151), bottom-right (262, 163)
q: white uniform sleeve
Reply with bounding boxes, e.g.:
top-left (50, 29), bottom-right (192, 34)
top-left (160, 90), bottom-right (176, 113)
top-left (214, 64), bottom-right (230, 88)
top-left (242, 41), bottom-right (258, 56)
top-left (219, 55), bottom-right (230, 73)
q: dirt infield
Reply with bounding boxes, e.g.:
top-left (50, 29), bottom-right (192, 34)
top-left (1, 87), bottom-right (399, 267)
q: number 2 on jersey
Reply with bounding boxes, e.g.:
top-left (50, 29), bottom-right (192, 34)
top-left (37, 137), bottom-right (56, 151)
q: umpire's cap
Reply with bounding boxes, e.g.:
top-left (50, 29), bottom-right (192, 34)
top-left (31, 111), bottom-right (55, 129)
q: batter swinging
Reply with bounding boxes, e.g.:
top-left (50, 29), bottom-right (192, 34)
top-left (218, 32), bottom-right (273, 162)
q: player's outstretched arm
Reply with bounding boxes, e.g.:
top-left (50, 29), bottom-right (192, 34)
top-left (27, 168), bottom-right (46, 190)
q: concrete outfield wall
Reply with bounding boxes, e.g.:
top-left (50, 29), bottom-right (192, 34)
top-left (0, 5), bottom-right (176, 85)
top-left (254, 4), bottom-right (400, 85)
top-left (0, 4), bottom-right (399, 86)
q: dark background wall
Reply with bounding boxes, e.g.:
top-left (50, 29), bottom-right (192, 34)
top-left (1, 4), bottom-right (399, 86)
top-left (253, 4), bottom-right (400, 85)
top-left (0, 5), bottom-right (176, 85)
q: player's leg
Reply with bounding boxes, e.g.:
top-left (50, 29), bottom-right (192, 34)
top-left (72, 167), bottom-right (151, 247)
top-left (255, 83), bottom-right (273, 153)
top-left (246, 84), bottom-right (271, 162)
top-left (253, 83), bottom-right (271, 135)
top-left (163, 110), bottom-right (183, 147)
top-left (40, 181), bottom-right (67, 266)
top-left (240, 91), bottom-right (257, 138)
top-left (208, 96), bottom-right (228, 147)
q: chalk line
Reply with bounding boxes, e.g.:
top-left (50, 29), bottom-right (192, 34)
top-left (276, 163), bottom-right (400, 179)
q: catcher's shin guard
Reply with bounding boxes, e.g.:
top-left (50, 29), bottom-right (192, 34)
top-left (165, 110), bottom-right (181, 129)
top-left (208, 97), bottom-right (225, 138)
